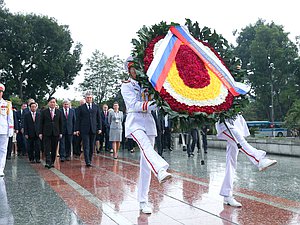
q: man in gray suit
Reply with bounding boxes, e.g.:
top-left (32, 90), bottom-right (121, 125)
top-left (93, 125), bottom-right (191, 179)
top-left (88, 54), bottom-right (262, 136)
top-left (59, 99), bottom-right (76, 162)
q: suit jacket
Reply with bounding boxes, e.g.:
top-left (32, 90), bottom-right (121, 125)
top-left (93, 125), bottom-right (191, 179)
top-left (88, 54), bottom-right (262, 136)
top-left (13, 110), bottom-right (19, 131)
top-left (75, 103), bottom-right (102, 134)
top-left (39, 108), bottom-right (63, 137)
top-left (108, 111), bottom-right (123, 130)
top-left (151, 110), bottom-right (164, 134)
top-left (24, 111), bottom-right (40, 138)
top-left (60, 108), bottom-right (76, 135)
top-left (100, 111), bottom-right (110, 130)
top-left (16, 108), bottom-right (29, 130)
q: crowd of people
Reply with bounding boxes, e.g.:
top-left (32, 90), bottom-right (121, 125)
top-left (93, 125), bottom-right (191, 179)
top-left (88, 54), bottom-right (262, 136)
top-left (2, 92), bottom-right (183, 168)
top-left (0, 56), bottom-right (278, 213)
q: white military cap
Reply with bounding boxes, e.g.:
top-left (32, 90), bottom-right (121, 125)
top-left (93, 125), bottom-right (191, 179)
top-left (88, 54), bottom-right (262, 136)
top-left (0, 83), bottom-right (5, 92)
top-left (124, 56), bottom-right (134, 72)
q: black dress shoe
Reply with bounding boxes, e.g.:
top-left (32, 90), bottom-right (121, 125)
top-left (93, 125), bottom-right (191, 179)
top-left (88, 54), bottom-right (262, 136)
top-left (45, 164), bottom-right (51, 168)
top-left (86, 163), bottom-right (92, 167)
top-left (60, 159), bottom-right (65, 162)
top-left (36, 160), bottom-right (41, 163)
top-left (66, 157), bottom-right (70, 161)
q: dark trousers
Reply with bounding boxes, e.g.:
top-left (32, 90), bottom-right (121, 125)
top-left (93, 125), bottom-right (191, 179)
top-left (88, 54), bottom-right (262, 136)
top-left (27, 137), bottom-right (40, 161)
top-left (7, 137), bottom-right (13, 159)
top-left (190, 128), bottom-right (200, 154)
top-left (17, 132), bottom-right (27, 155)
top-left (127, 138), bottom-right (134, 151)
top-left (202, 133), bottom-right (207, 151)
top-left (44, 136), bottom-right (59, 165)
top-left (156, 132), bottom-right (163, 156)
top-left (100, 127), bottom-right (110, 151)
top-left (73, 135), bottom-right (82, 156)
top-left (81, 133), bottom-right (96, 165)
top-left (163, 127), bottom-right (171, 150)
top-left (59, 134), bottom-right (73, 160)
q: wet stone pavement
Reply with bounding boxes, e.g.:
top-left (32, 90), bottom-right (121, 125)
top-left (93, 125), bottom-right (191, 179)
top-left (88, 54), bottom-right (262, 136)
top-left (1, 146), bottom-right (300, 225)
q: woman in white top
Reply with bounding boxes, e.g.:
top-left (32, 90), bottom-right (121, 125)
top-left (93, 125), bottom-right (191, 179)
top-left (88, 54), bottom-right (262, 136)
top-left (108, 102), bottom-right (123, 159)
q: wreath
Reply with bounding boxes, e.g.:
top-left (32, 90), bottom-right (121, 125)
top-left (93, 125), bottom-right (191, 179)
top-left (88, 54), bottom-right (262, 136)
top-left (131, 19), bottom-right (249, 126)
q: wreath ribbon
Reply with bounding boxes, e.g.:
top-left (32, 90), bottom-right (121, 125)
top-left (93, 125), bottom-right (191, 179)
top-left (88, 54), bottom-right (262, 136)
top-left (146, 26), bottom-right (250, 96)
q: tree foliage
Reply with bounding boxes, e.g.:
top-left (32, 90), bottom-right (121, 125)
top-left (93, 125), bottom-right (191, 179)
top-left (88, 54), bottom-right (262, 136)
top-left (285, 99), bottom-right (300, 129)
top-left (0, 10), bottom-right (82, 102)
top-left (235, 19), bottom-right (300, 121)
top-left (78, 50), bottom-right (126, 105)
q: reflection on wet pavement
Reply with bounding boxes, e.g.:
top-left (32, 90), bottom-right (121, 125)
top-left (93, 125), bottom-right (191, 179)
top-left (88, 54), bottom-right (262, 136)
top-left (3, 147), bottom-right (300, 225)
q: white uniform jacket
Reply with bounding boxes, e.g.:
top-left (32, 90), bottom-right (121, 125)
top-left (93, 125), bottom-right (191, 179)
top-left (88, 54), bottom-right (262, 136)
top-left (0, 99), bottom-right (14, 137)
top-left (215, 114), bottom-right (250, 139)
top-left (121, 78), bottom-right (157, 138)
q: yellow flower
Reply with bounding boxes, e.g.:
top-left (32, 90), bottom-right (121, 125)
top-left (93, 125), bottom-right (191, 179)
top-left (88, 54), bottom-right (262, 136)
top-left (164, 61), bottom-right (228, 106)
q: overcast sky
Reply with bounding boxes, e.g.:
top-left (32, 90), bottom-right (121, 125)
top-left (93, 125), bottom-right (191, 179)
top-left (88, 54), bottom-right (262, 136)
top-left (4, 0), bottom-right (300, 100)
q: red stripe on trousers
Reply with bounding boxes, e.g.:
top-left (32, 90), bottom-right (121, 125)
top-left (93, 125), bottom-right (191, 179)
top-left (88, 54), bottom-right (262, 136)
top-left (131, 133), bottom-right (158, 174)
top-left (223, 131), bottom-right (259, 163)
top-left (142, 102), bottom-right (146, 111)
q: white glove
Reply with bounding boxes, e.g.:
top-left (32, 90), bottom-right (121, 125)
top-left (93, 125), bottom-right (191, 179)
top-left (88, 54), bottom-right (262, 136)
top-left (148, 101), bottom-right (157, 111)
top-left (8, 129), bottom-right (13, 138)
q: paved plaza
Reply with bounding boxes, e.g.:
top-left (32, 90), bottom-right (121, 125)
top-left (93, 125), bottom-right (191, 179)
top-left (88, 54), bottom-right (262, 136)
top-left (1, 146), bottom-right (300, 225)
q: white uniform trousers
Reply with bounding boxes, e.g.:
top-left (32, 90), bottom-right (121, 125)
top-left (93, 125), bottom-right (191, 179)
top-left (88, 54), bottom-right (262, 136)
top-left (219, 128), bottom-right (266, 197)
top-left (0, 135), bottom-right (9, 175)
top-left (131, 129), bottom-right (169, 203)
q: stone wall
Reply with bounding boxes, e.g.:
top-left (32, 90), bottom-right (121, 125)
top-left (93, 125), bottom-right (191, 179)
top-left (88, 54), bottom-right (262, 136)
top-left (207, 135), bottom-right (300, 157)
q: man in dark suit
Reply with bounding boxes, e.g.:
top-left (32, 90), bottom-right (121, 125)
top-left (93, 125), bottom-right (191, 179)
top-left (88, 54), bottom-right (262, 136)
top-left (59, 100), bottom-right (76, 161)
top-left (151, 109), bottom-right (164, 157)
top-left (16, 103), bottom-right (28, 156)
top-left (24, 102), bottom-right (41, 163)
top-left (163, 114), bottom-right (173, 151)
top-left (75, 92), bottom-right (102, 167)
top-left (39, 97), bottom-right (63, 168)
top-left (73, 99), bottom-right (86, 158)
top-left (99, 103), bottom-right (110, 152)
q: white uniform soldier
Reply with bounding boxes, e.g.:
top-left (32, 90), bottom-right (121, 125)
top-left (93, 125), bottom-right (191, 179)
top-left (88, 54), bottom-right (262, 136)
top-left (215, 114), bottom-right (277, 207)
top-left (121, 57), bottom-right (172, 214)
top-left (0, 83), bottom-right (14, 177)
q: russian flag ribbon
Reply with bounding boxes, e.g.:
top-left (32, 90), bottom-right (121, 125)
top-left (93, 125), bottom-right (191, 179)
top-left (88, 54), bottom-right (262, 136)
top-left (146, 26), bottom-right (250, 96)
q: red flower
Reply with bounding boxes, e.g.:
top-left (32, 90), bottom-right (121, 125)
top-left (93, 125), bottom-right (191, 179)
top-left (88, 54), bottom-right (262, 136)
top-left (144, 35), bottom-right (234, 114)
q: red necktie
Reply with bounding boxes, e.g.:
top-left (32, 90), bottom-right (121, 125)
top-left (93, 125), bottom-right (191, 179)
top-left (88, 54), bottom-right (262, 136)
top-left (50, 109), bottom-right (54, 120)
top-left (32, 112), bottom-right (35, 122)
top-left (65, 109), bottom-right (68, 119)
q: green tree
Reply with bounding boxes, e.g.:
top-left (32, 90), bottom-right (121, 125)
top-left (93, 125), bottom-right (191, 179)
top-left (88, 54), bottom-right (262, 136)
top-left (0, 11), bottom-right (82, 102)
top-left (235, 19), bottom-right (300, 121)
top-left (285, 99), bottom-right (300, 129)
top-left (78, 50), bottom-right (127, 105)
